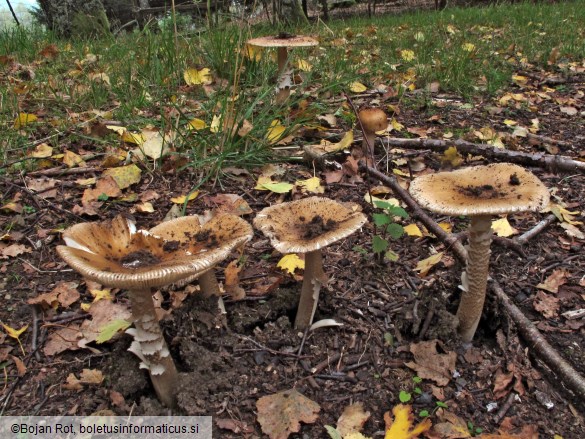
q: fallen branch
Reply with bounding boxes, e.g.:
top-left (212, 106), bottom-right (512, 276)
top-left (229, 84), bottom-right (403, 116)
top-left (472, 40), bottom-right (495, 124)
top-left (361, 163), bottom-right (585, 402)
top-left (379, 137), bottom-right (585, 174)
top-left (515, 213), bottom-right (558, 245)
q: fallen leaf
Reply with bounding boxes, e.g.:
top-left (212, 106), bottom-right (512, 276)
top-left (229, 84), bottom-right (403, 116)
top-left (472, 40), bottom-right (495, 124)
top-left (205, 193), bottom-right (253, 216)
top-left (62, 150), bottom-right (86, 168)
top-left (400, 49), bottom-right (415, 61)
top-left (404, 224), bottom-right (423, 237)
top-left (277, 254), bottom-right (305, 274)
top-left (492, 217), bottom-right (518, 237)
top-left (27, 281), bottom-right (80, 309)
top-left (188, 118), bottom-right (207, 130)
top-left (80, 300), bottom-right (132, 344)
top-left (384, 404), bottom-right (432, 439)
top-left (296, 177), bottom-right (324, 194)
top-left (11, 355), bottom-right (27, 376)
top-left (29, 143), bottom-right (53, 158)
top-left (0, 243), bottom-right (32, 259)
top-left (414, 252), bottom-right (444, 277)
top-left (533, 290), bottom-right (559, 319)
top-left (336, 403), bottom-right (371, 437)
top-left (350, 82), bottom-right (367, 93)
top-left (170, 191), bottom-right (199, 204)
top-left (96, 319), bottom-right (131, 344)
top-left (44, 323), bottom-right (83, 355)
top-left (13, 113), bottom-right (37, 128)
top-left (257, 389), bottom-right (321, 439)
top-left (2, 323), bottom-right (28, 340)
top-left (560, 106), bottom-right (578, 116)
top-left (184, 67), bottom-right (212, 85)
top-left (266, 120), bottom-right (286, 144)
top-left (81, 176), bottom-right (122, 203)
top-left (442, 146), bottom-right (463, 167)
top-left (102, 164), bottom-right (142, 189)
top-left (224, 260), bottom-right (245, 300)
top-left (536, 269), bottom-right (568, 293)
top-left (255, 177), bottom-right (293, 193)
top-left (431, 410), bottom-right (471, 438)
top-left (405, 340), bottom-right (456, 386)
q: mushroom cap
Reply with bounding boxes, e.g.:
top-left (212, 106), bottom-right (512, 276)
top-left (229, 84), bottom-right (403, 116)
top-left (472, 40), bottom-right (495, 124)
top-left (409, 163), bottom-right (550, 217)
top-left (254, 196), bottom-right (367, 254)
top-left (57, 214), bottom-right (253, 290)
top-left (247, 34), bottom-right (318, 48)
top-left (358, 108), bottom-right (387, 133)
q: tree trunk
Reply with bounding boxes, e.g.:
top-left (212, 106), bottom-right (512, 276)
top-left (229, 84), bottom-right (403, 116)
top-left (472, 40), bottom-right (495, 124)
top-left (37, 0), bottom-right (113, 37)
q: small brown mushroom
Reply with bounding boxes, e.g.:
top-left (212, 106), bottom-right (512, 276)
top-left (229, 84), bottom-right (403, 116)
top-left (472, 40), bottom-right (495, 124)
top-left (57, 214), bottom-right (252, 407)
top-left (254, 197), bottom-right (367, 330)
top-left (409, 163), bottom-right (550, 342)
top-left (246, 34), bottom-right (318, 104)
top-left (357, 107), bottom-right (387, 162)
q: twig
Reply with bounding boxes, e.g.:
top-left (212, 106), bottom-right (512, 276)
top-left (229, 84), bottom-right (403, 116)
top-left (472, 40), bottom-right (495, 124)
top-left (310, 353), bottom-right (342, 374)
top-left (30, 305), bottom-right (41, 362)
top-left (378, 137), bottom-right (585, 174)
top-left (493, 392), bottom-right (517, 424)
top-left (234, 335), bottom-right (311, 359)
top-left (26, 166), bottom-right (101, 177)
top-left (360, 164), bottom-right (585, 402)
top-left (515, 214), bottom-right (558, 245)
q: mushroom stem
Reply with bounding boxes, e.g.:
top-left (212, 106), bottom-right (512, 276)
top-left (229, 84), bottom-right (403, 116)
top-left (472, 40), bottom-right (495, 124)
top-left (275, 47), bottom-right (290, 105)
top-left (457, 215), bottom-right (492, 342)
top-left (295, 250), bottom-right (326, 330)
top-left (198, 270), bottom-right (221, 297)
top-left (362, 131), bottom-right (376, 163)
top-left (127, 289), bottom-right (178, 408)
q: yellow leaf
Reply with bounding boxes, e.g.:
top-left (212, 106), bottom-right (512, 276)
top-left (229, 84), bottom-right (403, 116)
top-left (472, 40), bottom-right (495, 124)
top-left (89, 289), bottom-right (113, 302)
top-left (462, 43), bottom-right (475, 52)
top-left (63, 150), bottom-right (86, 168)
top-left (2, 323), bottom-right (28, 339)
top-left (13, 113), bottom-right (37, 128)
top-left (243, 44), bottom-right (263, 61)
top-left (390, 118), bottom-right (404, 132)
top-left (400, 50), bottom-right (415, 61)
top-left (314, 131), bottom-right (354, 154)
top-left (102, 164), bottom-right (142, 189)
top-left (414, 252), bottom-right (444, 277)
top-left (297, 177), bottom-right (324, 194)
top-left (442, 146), bottom-right (463, 167)
top-left (277, 254), bottom-right (305, 274)
top-left (80, 303), bottom-right (91, 311)
top-left (548, 203), bottom-right (583, 225)
top-left (29, 143), bottom-right (53, 158)
top-left (503, 119), bottom-right (518, 126)
top-left (122, 131), bottom-right (145, 145)
top-left (350, 82), bottom-right (367, 93)
top-left (188, 118), bottom-right (207, 130)
top-left (210, 115), bottom-right (221, 133)
top-left (258, 181), bottom-right (294, 194)
top-left (512, 74), bottom-right (528, 85)
top-left (170, 191), bottom-right (199, 204)
top-left (438, 222), bottom-right (452, 233)
top-left (492, 217), bottom-right (518, 237)
top-left (135, 202), bottom-right (155, 213)
top-left (393, 169), bottom-right (410, 177)
top-left (404, 224), bottom-right (422, 237)
top-left (139, 128), bottom-right (169, 160)
top-left (384, 404), bottom-right (432, 439)
top-left (266, 119), bottom-right (286, 144)
top-left (106, 125), bottom-right (126, 136)
top-left (183, 67), bottom-right (212, 85)
top-left (446, 24), bottom-right (458, 34)
top-left (296, 59), bottom-right (312, 71)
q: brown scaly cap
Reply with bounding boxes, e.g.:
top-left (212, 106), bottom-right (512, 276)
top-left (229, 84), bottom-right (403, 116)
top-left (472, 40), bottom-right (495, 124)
top-left (409, 163), bottom-right (550, 217)
top-left (254, 196), bottom-right (367, 254)
top-left (247, 34), bottom-right (318, 48)
top-left (358, 108), bottom-right (387, 133)
top-left (57, 214), bottom-right (253, 290)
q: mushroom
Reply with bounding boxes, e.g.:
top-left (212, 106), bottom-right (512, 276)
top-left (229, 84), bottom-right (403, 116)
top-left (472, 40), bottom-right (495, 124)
top-left (408, 163), bottom-right (550, 342)
top-left (246, 33), bottom-right (318, 104)
top-left (357, 107), bottom-right (387, 162)
top-left (57, 213), bottom-right (252, 407)
top-left (254, 196), bottom-right (367, 330)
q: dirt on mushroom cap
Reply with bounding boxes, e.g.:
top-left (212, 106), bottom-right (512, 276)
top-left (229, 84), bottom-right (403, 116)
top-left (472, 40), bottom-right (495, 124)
top-left (408, 163), bottom-right (550, 217)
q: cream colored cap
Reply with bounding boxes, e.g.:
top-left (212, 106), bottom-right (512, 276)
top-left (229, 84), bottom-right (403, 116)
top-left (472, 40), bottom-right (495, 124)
top-left (409, 163), bottom-right (550, 217)
top-left (247, 34), bottom-right (318, 48)
top-left (254, 196), bottom-right (367, 254)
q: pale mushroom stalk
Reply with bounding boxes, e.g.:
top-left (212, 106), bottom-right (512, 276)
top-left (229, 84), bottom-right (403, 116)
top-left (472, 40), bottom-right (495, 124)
top-left (457, 215), bottom-right (492, 342)
top-left (295, 250), bottom-right (325, 330)
top-left (275, 47), bottom-right (290, 105)
top-left (127, 289), bottom-right (178, 408)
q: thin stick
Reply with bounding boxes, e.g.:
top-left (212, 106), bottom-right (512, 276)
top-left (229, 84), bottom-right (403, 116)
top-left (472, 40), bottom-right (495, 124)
top-left (515, 214), bottom-right (558, 245)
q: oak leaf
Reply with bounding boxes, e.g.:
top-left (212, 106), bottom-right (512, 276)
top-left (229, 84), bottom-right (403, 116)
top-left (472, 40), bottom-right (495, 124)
top-left (257, 389), bottom-right (320, 439)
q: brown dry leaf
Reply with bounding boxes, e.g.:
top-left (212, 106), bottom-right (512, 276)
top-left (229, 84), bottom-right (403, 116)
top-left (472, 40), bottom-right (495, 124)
top-left (80, 300), bottom-right (132, 344)
top-left (431, 410), bottom-right (470, 438)
top-left (224, 260), bottom-right (245, 300)
top-left (39, 44), bottom-right (59, 59)
top-left (336, 402), bottom-right (371, 437)
top-left (536, 269), bottom-right (569, 293)
top-left (205, 193), bottom-right (253, 216)
top-left (405, 340), bottom-right (456, 386)
top-left (533, 291), bottom-right (559, 319)
top-left (406, 126), bottom-right (429, 138)
top-left (493, 368), bottom-right (514, 399)
top-left (81, 176), bottom-right (122, 204)
top-left (63, 373), bottom-right (84, 391)
top-left (79, 368), bottom-right (104, 385)
top-left (44, 323), bottom-right (83, 356)
top-left (0, 243), bottom-right (31, 259)
top-left (256, 389), bottom-right (321, 439)
top-left (11, 355), bottom-right (27, 376)
top-left (216, 418), bottom-right (255, 434)
top-left (62, 150), bottom-right (86, 168)
top-left (27, 281), bottom-right (80, 309)
top-left (384, 403), bottom-right (432, 439)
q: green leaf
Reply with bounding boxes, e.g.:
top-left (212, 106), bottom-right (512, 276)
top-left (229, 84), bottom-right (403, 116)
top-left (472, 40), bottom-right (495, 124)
top-left (413, 376), bottom-right (423, 384)
top-left (373, 200), bottom-right (398, 210)
top-left (373, 213), bottom-right (391, 227)
top-left (384, 332), bottom-right (394, 346)
top-left (372, 235), bottom-right (388, 254)
top-left (386, 223), bottom-right (405, 239)
top-left (324, 426), bottom-right (342, 439)
top-left (414, 387), bottom-right (422, 395)
top-left (96, 319), bottom-right (131, 344)
top-left (436, 401), bottom-right (448, 409)
top-left (384, 249), bottom-right (399, 262)
top-left (387, 205), bottom-right (408, 218)
top-left (97, 193), bottom-right (109, 202)
top-left (353, 245), bottom-right (368, 255)
top-left (419, 410), bottom-right (429, 418)
top-left (399, 391), bottom-right (412, 403)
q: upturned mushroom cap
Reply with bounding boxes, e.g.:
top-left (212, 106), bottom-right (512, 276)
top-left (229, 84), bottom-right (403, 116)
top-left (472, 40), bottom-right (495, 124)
top-left (57, 214), bottom-right (253, 290)
top-left (247, 34), bottom-right (318, 48)
top-left (254, 196), bottom-right (367, 254)
top-left (408, 163), bottom-right (550, 217)
top-left (358, 108), bottom-right (387, 133)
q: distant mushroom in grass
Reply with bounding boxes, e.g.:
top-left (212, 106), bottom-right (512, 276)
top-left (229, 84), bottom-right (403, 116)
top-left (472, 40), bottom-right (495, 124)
top-left (408, 163), bottom-right (550, 343)
top-left (246, 33), bottom-right (318, 104)
top-left (254, 196), bottom-right (367, 330)
top-left (358, 107), bottom-right (387, 161)
top-left (57, 214), bottom-right (252, 407)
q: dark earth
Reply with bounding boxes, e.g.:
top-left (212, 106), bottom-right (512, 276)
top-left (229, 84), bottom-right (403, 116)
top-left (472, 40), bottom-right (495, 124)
top-left (1, 63), bottom-right (584, 438)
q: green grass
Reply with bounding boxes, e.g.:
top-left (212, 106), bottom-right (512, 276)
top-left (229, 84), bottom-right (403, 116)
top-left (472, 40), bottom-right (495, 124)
top-left (1, 0), bottom-right (584, 173)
